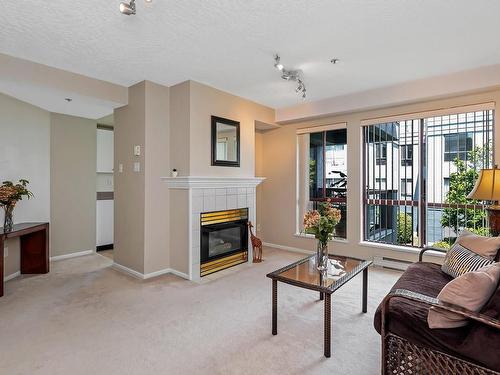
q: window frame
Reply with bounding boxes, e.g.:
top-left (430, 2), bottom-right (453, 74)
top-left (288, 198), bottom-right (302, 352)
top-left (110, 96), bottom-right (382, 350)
top-left (361, 103), bottom-right (495, 249)
top-left (295, 122), bottom-right (348, 241)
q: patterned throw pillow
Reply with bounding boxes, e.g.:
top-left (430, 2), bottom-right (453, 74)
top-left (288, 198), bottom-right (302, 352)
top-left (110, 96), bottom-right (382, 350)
top-left (441, 243), bottom-right (495, 278)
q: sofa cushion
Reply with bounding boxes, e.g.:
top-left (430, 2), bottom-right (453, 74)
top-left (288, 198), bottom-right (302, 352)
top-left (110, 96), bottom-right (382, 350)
top-left (456, 229), bottom-right (500, 260)
top-left (441, 243), bottom-right (494, 278)
top-left (428, 262), bottom-right (500, 328)
top-left (374, 262), bottom-right (500, 371)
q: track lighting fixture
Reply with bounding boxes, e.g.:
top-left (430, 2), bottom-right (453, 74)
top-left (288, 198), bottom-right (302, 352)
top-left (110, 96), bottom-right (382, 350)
top-left (274, 55), bottom-right (284, 71)
top-left (120, 0), bottom-right (153, 15)
top-left (120, 0), bottom-right (136, 15)
top-left (273, 54), bottom-right (307, 100)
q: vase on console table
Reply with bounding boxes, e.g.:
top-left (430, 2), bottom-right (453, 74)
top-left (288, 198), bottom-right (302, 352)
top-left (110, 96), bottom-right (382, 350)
top-left (0, 179), bottom-right (34, 233)
top-left (3, 204), bottom-right (14, 232)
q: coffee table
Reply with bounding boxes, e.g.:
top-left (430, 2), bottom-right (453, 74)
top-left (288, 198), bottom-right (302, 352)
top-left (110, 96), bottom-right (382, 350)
top-left (266, 254), bottom-right (372, 358)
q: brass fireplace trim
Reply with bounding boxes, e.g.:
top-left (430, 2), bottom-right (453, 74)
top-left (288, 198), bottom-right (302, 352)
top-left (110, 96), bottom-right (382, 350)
top-left (200, 208), bottom-right (248, 226)
top-left (201, 251), bottom-right (248, 277)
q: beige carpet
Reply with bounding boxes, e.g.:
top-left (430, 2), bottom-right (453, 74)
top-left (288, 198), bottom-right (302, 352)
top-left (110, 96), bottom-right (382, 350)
top-left (0, 247), bottom-right (401, 375)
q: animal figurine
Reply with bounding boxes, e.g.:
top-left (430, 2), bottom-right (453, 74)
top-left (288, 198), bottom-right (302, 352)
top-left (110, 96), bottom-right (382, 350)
top-left (248, 221), bottom-right (263, 263)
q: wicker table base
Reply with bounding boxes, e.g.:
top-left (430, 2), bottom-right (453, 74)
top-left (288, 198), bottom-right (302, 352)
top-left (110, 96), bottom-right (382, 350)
top-left (268, 255), bottom-right (371, 358)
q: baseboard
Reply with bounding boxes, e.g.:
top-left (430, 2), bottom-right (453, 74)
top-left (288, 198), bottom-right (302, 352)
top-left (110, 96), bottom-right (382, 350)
top-left (373, 256), bottom-right (410, 271)
top-left (4, 271), bottom-right (20, 282)
top-left (50, 249), bottom-right (94, 262)
top-left (112, 262), bottom-right (190, 281)
top-left (112, 262), bottom-right (144, 279)
top-left (169, 269), bottom-right (190, 280)
top-left (262, 242), bottom-right (314, 255)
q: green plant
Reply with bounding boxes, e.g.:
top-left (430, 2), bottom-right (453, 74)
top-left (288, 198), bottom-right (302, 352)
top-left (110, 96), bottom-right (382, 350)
top-left (397, 212), bottom-right (413, 244)
top-left (309, 159), bottom-right (316, 188)
top-left (441, 146), bottom-right (491, 235)
top-left (432, 241), bottom-right (452, 250)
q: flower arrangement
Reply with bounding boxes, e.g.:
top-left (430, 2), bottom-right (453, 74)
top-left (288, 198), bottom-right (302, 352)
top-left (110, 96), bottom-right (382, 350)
top-left (303, 199), bottom-right (341, 271)
top-left (303, 199), bottom-right (341, 246)
top-left (0, 179), bottom-right (34, 232)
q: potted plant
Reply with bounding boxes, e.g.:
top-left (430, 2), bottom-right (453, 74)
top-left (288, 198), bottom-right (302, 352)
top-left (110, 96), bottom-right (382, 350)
top-left (0, 179), bottom-right (34, 232)
top-left (303, 198), bottom-right (341, 271)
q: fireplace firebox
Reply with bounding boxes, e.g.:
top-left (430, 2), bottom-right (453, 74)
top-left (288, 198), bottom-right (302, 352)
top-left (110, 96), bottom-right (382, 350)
top-left (200, 208), bottom-right (248, 277)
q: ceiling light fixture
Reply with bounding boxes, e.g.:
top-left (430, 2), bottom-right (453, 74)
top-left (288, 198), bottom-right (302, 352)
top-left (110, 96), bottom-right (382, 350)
top-left (330, 58), bottom-right (340, 64)
top-left (274, 54), bottom-right (284, 71)
top-left (120, 0), bottom-right (136, 15)
top-left (273, 54), bottom-right (307, 100)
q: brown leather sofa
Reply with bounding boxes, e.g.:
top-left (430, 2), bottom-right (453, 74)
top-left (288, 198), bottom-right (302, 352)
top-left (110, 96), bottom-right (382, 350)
top-left (374, 247), bottom-right (500, 375)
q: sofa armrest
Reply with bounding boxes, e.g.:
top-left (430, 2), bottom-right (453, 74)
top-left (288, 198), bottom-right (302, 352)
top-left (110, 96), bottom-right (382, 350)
top-left (419, 246), bottom-right (447, 262)
top-left (383, 289), bottom-right (500, 330)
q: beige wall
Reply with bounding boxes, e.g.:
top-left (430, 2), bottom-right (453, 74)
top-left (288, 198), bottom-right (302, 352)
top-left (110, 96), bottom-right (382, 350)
top-left (260, 89), bottom-right (500, 263)
top-left (144, 81), bottom-right (170, 275)
top-left (169, 190), bottom-right (189, 274)
top-left (114, 81), bottom-right (171, 275)
top-left (169, 82), bottom-right (190, 176)
top-left (114, 82), bottom-right (147, 273)
top-left (255, 131), bottom-right (265, 235)
top-left (0, 93), bottom-right (50, 277)
top-left (188, 81), bottom-right (275, 177)
top-left (50, 113), bottom-right (97, 256)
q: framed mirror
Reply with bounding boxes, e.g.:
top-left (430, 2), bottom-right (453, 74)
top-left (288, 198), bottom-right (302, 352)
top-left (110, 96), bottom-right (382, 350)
top-left (211, 116), bottom-right (240, 167)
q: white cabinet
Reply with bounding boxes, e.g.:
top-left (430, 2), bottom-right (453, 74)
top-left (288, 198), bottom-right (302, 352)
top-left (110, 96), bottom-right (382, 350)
top-left (97, 129), bottom-right (114, 173)
top-left (96, 200), bottom-right (114, 246)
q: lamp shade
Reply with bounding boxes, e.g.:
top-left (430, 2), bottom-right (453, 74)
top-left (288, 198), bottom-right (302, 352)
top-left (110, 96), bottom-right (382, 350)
top-left (467, 166), bottom-right (500, 202)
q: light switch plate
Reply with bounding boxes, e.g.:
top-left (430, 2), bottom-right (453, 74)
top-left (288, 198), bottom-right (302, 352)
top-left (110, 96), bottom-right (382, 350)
top-left (133, 162), bottom-right (141, 172)
top-left (134, 145), bottom-right (141, 156)
top-left (118, 164), bottom-right (123, 173)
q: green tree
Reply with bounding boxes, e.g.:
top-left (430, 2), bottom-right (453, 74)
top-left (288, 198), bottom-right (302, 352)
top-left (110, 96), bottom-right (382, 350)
top-left (440, 146), bottom-right (490, 235)
top-left (397, 212), bottom-right (413, 244)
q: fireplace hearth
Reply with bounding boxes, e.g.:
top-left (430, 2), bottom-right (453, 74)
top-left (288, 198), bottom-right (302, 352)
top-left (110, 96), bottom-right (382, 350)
top-left (200, 208), bottom-right (248, 277)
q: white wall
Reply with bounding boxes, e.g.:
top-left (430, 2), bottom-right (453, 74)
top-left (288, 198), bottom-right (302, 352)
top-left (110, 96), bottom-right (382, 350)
top-left (0, 93), bottom-right (51, 276)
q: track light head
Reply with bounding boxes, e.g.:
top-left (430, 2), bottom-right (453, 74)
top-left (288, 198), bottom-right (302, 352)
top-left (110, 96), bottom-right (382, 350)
top-left (120, 0), bottom-right (136, 15)
top-left (274, 55), bottom-right (284, 71)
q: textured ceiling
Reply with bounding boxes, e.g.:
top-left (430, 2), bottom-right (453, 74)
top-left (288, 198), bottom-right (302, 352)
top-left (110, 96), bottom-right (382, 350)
top-left (2, 0), bottom-right (500, 109)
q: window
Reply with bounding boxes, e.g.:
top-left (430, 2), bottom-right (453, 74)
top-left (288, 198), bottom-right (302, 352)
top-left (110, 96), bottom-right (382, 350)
top-left (376, 178), bottom-right (387, 190)
top-left (444, 133), bottom-right (473, 161)
top-left (376, 143), bottom-right (387, 165)
top-left (401, 178), bottom-right (413, 198)
top-left (363, 109), bottom-right (493, 248)
top-left (443, 177), bottom-right (450, 196)
top-left (400, 145), bottom-right (413, 166)
top-left (298, 127), bottom-right (347, 239)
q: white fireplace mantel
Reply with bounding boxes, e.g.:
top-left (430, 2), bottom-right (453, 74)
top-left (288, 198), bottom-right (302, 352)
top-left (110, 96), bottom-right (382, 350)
top-left (161, 175), bottom-right (263, 282)
top-left (161, 176), bottom-right (265, 189)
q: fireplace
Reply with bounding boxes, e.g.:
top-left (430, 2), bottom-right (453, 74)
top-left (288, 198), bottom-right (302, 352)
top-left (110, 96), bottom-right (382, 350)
top-left (200, 208), bottom-right (248, 277)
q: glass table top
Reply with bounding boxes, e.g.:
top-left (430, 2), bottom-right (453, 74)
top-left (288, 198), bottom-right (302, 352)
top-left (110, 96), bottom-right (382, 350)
top-left (267, 254), bottom-right (372, 293)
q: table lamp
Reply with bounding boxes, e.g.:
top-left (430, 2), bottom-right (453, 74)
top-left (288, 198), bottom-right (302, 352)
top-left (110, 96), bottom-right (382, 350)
top-left (467, 165), bottom-right (500, 236)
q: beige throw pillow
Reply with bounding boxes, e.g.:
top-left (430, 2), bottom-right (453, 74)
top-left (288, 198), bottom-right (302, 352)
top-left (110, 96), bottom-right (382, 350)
top-left (456, 230), bottom-right (500, 260)
top-left (428, 262), bottom-right (500, 329)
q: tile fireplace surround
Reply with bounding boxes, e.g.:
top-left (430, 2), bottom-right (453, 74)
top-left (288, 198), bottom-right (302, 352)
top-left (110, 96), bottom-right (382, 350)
top-left (162, 176), bottom-right (265, 282)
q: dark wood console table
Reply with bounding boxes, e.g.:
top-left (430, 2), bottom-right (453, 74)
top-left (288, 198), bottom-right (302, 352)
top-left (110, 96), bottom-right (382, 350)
top-left (0, 222), bottom-right (49, 297)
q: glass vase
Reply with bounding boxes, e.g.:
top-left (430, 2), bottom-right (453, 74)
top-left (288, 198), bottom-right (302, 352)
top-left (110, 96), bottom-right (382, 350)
top-left (316, 241), bottom-right (329, 272)
top-left (3, 205), bottom-right (14, 232)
